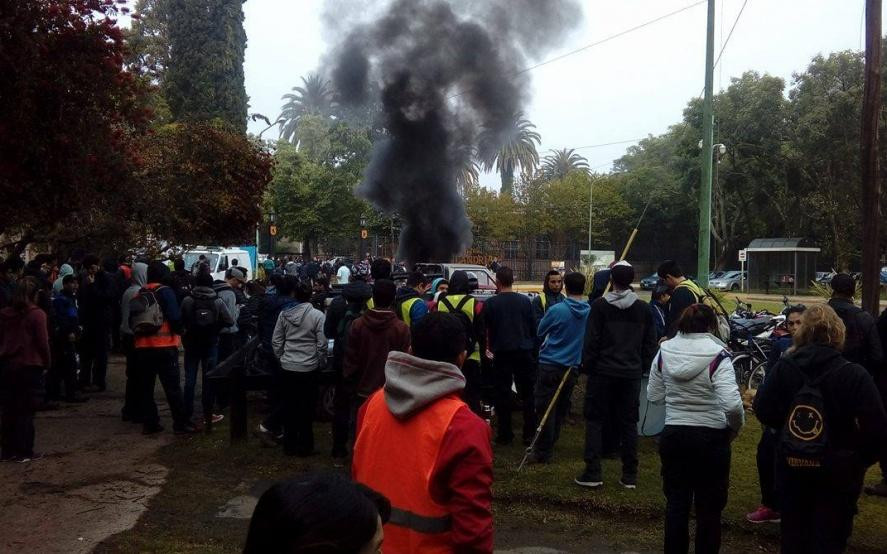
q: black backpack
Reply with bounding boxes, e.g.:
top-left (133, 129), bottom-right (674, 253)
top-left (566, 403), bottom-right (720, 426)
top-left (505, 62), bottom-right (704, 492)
top-left (777, 359), bottom-right (848, 471)
top-left (191, 295), bottom-right (220, 331)
top-left (334, 301), bottom-right (365, 363)
top-left (438, 295), bottom-right (477, 356)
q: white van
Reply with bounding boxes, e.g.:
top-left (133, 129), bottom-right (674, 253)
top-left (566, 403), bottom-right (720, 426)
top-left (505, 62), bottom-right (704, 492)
top-left (183, 247), bottom-right (251, 282)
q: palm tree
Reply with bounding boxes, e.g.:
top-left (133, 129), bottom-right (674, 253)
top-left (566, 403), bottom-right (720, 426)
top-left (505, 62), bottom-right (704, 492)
top-left (477, 112), bottom-right (541, 195)
top-left (277, 73), bottom-right (335, 142)
top-left (453, 144), bottom-right (480, 197)
top-left (541, 148), bottom-right (590, 180)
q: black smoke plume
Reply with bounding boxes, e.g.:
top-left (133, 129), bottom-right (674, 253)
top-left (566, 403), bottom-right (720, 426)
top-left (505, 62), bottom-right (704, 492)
top-left (328, 0), bottom-right (582, 265)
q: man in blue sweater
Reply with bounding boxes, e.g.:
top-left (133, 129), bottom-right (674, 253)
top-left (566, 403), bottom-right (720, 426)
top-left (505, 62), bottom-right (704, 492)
top-left (529, 271), bottom-right (590, 464)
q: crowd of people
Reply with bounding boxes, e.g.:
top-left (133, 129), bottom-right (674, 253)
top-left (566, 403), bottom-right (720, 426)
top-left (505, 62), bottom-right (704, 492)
top-left (2, 249), bottom-right (887, 553)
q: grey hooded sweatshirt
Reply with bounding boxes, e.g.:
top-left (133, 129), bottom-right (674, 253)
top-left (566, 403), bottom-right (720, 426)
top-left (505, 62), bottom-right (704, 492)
top-left (272, 302), bottom-right (327, 372)
top-left (120, 262), bottom-right (148, 336)
top-left (383, 351), bottom-right (466, 419)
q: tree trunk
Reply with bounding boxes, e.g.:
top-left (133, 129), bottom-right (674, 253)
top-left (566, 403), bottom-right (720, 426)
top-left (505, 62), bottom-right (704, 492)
top-left (302, 235), bottom-right (313, 260)
top-left (861, 0), bottom-right (882, 315)
top-left (500, 166), bottom-right (514, 196)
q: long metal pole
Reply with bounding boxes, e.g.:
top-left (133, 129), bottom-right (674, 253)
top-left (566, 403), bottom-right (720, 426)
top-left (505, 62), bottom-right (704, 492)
top-left (697, 0), bottom-right (716, 289)
top-left (587, 177), bottom-right (594, 253)
top-left (861, 0), bottom-right (882, 315)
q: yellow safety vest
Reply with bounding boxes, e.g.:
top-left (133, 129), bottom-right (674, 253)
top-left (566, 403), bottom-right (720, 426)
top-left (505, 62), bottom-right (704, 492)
top-left (399, 297), bottom-right (422, 327)
top-left (436, 294), bottom-right (480, 362)
top-left (539, 292), bottom-right (565, 312)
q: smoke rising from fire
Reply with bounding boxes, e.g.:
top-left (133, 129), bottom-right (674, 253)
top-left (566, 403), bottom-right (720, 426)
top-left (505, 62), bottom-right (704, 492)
top-left (326, 0), bottom-right (583, 264)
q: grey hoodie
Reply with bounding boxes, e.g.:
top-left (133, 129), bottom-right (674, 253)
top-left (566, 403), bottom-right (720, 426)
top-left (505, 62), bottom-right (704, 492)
top-left (383, 351), bottom-right (466, 419)
top-left (603, 289), bottom-right (638, 309)
top-left (647, 332), bottom-right (744, 432)
top-left (120, 262), bottom-right (147, 336)
top-left (272, 302), bottom-right (327, 372)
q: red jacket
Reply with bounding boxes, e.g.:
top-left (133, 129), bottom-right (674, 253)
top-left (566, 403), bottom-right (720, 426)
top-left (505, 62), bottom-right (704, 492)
top-left (0, 305), bottom-right (51, 369)
top-left (356, 399), bottom-right (494, 552)
top-left (343, 309), bottom-right (411, 397)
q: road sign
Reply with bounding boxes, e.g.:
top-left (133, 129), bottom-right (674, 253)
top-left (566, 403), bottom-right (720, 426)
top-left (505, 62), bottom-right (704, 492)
top-left (269, 225), bottom-right (278, 237)
top-left (361, 229), bottom-right (368, 239)
top-left (738, 249), bottom-right (747, 262)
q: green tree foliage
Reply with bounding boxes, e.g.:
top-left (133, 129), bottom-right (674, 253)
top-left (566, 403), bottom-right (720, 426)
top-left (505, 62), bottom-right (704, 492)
top-left (541, 148), bottom-right (590, 180)
top-left (478, 112), bottom-right (541, 196)
top-left (164, 0), bottom-right (248, 133)
top-left (268, 120), bottom-right (373, 258)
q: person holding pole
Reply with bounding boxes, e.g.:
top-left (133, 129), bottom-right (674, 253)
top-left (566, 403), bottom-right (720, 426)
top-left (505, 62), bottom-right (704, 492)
top-left (526, 272), bottom-right (589, 465)
top-left (576, 261), bottom-right (657, 489)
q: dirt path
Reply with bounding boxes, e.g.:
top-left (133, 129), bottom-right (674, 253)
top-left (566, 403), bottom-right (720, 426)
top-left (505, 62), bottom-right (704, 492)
top-left (0, 356), bottom-right (172, 554)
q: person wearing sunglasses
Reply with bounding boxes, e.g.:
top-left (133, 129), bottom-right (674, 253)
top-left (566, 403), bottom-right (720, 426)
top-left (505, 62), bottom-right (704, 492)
top-left (746, 305), bottom-right (805, 525)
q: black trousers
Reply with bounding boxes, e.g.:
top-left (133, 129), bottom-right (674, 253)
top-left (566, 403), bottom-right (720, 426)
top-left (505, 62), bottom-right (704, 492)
top-left (282, 370), bottom-right (318, 456)
top-left (780, 470), bottom-right (861, 554)
top-left (79, 324), bottom-right (109, 389)
top-left (462, 359), bottom-right (483, 416)
top-left (136, 347), bottom-right (188, 431)
top-left (493, 350), bottom-right (537, 442)
top-left (121, 335), bottom-right (142, 422)
top-left (877, 373), bottom-right (887, 482)
top-left (583, 374), bottom-right (640, 480)
top-left (756, 426), bottom-right (780, 510)
top-left (331, 373), bottom-right (351, 455)
top-left (659, 425), bottom-right (731, 554)
top-left (47, 335), bottom-right (78, 400)
top-left (533, 364), bottom-right (577, 461)
top-left (0, 365), bottom-right (43, 459)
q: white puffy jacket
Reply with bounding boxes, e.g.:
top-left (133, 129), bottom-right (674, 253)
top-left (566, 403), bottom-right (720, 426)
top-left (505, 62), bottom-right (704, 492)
top-left (647, 332), bottom-right (744, 432)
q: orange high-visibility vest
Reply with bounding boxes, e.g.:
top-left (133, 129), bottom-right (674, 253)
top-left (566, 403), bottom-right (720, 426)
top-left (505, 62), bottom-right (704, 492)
top-left (134, 284), bottom-right (181, 349)
top-left (353, 390), bottom-right (465, 554)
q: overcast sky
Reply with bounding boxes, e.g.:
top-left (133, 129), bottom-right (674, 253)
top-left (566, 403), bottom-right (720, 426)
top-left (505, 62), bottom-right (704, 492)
top-left (242, 0), bottom-right (873, 188)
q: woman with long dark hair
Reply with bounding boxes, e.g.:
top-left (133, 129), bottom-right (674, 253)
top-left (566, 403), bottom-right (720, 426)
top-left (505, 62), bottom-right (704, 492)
top-left (0, 276), bottom-right (51, 462)
top-left (647, 303), bottom-right (745, 553)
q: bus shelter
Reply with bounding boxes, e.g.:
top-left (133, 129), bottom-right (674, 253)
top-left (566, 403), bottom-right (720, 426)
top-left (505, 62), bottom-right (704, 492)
top-left (745, 238), bottom-right (820, 294)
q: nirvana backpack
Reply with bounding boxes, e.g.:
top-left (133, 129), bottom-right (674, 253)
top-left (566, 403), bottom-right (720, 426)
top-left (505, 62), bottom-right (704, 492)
top-left (129, 286), bottom-right (166, 336)
top-left (438, 296), bottom-right (478, 355)
top-left (777, 359), bottom-right (848, 470)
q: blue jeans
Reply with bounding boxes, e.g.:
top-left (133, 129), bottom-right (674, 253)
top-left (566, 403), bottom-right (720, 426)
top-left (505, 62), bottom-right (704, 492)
top-left (183, 338), bottom-right (218, 422)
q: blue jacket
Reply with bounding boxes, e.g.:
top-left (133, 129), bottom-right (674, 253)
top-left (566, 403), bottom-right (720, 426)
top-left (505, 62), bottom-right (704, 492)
top-left (650, 301), bottom-right (667, 340)
top-left (537, 297), bottom-right (590, 367)
top-left (767, 334), bottom-right (793, 370)
top-left (53, 292), bottom-right (79, 336)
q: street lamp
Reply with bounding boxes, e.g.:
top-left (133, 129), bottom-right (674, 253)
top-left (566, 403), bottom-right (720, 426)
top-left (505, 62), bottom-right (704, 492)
top-left (587, 174), bottom-right (605, 253)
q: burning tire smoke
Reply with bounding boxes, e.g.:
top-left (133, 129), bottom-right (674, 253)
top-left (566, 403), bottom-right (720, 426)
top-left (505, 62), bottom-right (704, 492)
top-left (327, 0), bottom-right (583, 265)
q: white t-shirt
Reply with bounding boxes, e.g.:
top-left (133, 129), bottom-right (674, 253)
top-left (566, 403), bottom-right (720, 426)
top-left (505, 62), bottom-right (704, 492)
top-left (337, 265), bottom-right (351, 285)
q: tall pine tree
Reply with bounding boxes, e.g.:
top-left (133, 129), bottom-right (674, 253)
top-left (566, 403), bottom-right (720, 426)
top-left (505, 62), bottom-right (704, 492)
top-left (164, 0), bottom-right (248, 133)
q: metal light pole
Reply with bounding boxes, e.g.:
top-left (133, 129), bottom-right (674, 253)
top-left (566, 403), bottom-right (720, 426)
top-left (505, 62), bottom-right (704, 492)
top-left (697, 0), bottom-right (716, 288)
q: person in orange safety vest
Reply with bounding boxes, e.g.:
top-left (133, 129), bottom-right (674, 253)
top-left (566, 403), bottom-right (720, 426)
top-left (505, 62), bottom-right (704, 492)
top-left (352, 312), bottom-right (494, 553)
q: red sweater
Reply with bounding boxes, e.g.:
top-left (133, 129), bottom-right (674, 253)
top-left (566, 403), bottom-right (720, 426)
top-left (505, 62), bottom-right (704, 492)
top-left (0, 306), bottom-right (51, 369)
top-left (356, 402), bottom-right (494, 553)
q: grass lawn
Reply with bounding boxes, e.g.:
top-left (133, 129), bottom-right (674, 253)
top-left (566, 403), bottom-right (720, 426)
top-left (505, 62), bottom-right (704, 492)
top-left (96, 401), bottom-right (887, 553)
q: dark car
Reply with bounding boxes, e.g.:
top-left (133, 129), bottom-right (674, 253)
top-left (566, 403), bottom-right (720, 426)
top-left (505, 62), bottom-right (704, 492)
top-left (640, 273), bottom-right (659, 290)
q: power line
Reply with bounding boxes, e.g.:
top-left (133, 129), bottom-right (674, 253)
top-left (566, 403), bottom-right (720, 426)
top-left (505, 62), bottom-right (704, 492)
top-left (546, 137), bottom-right (647, 153)
top-left (697, 0), bottom-right (749, 97)
top-left (448, 0), bottom-right (707, 100)
top-left (515, 0), bottom-right (707, 75)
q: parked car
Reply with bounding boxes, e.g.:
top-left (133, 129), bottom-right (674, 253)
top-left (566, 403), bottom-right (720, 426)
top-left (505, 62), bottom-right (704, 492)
top-left (816, 271), bottom-right (835, 284)
top-left (709, 270), bottom-right (746, 291)
top-left (640, 273), bottom-right (659, 290)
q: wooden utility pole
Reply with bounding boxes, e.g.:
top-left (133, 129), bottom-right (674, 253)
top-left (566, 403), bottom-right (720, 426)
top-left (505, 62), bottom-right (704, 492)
top-left (861, 0), bottom-right (882, 315)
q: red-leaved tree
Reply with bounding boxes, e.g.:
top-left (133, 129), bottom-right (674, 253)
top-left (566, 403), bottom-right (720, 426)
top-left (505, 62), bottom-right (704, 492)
top-left (0, 0), bottom-right (150, 254)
